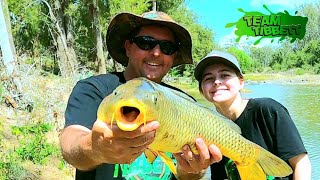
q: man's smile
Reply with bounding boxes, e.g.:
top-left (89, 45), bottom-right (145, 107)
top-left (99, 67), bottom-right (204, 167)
top-left (145, 61), bottom-right (161, 66)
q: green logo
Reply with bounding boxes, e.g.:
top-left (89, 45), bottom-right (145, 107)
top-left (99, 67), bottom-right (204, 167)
top-left (226, 5), bottom-right (308, 45)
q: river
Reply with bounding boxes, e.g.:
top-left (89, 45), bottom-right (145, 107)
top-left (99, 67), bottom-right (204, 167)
top-left (243, 82), bottom-right (320, 179)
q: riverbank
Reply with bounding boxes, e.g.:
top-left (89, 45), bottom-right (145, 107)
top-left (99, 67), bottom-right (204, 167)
top-left (244, 73), bottom-right (320, 84)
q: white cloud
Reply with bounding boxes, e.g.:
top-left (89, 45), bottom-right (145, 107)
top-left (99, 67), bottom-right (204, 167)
top-left (219, 28), bottom-right (281, 49)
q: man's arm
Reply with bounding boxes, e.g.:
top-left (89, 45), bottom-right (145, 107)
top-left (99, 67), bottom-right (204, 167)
top-left (60, 120), bottom-right (160, 170)
top-left (60, 125), bottom-right (99, 170)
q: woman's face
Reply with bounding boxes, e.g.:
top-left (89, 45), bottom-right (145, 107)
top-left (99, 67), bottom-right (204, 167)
top-left (200, 63), bottom-right (244, 104)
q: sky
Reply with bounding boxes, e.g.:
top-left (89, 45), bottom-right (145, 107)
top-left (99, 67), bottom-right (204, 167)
top-left (185, 0), bottom-right (318, 47)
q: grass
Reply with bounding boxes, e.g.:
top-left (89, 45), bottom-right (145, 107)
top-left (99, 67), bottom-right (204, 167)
top-left (0, 64), bottom-right (76, 179)
top-left (12, 122), bottom-right (60, 165)
top-left (244, 72), bottom-right (320, 84)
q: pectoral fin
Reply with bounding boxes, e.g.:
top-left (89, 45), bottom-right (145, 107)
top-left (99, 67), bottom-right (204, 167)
top-left (144, 148), bottom-right (158, 163)
top-left (145, 149), bottom-right (177, 175)
top-left (158, 151), bottom-right (177, 175)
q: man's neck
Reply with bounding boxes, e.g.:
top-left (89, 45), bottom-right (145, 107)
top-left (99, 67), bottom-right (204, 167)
top-left (123, 69), bottom-right (162, 83)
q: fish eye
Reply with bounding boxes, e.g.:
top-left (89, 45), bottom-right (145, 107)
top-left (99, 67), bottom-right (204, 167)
top-left (114, 91), bottom-right (117, 95)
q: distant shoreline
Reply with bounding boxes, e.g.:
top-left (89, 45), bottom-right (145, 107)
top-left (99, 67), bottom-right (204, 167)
top-left (244, 73), bottom-right (320, 85)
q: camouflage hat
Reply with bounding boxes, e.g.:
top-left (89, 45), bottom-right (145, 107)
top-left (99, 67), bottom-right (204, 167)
top-left (106, 11), bottom-right (192, 67)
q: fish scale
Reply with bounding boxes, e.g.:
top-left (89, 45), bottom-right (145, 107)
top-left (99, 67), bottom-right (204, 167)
top-left (97, 77), bottom-right (293, 179)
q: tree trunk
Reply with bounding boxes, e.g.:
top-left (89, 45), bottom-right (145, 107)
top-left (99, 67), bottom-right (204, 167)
top-left (0, 0), bottom-right (30, 110)
top-left (0, 0), bottom-right (16, 75)
top-left (43, 0), bottom-right (77, 77)
top-left (92, 0), bottom-right (106, 74)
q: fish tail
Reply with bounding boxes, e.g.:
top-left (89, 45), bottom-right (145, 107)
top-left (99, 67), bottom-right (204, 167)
top-left (255, 144), bottom-right (293, 177)
top-left (236, 162), bottom-right (266, 180)
top-left (237, 144), bottom-right (292, 180)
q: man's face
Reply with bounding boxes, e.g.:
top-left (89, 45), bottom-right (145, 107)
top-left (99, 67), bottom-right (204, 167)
top-left (124, 25), bottom-right (177, 83)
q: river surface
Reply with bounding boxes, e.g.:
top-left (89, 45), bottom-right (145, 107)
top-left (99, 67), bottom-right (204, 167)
top-left (244, 83), bottom-right (320, 179)
top-left (190, 82), bottom-right (319, 179)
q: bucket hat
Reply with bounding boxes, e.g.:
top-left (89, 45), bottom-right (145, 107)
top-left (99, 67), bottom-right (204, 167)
top-left (106, 11), bottom-right (192, 67)
top-left (194, 50), bottom-right (243, 81)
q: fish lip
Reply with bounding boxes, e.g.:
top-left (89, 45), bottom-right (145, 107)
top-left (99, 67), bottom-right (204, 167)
top-left (114, 102), bottom-right (146, 131)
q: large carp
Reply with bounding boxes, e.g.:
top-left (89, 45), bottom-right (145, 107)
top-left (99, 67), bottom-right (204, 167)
top-left (97, 77), bottom-right (292, 180)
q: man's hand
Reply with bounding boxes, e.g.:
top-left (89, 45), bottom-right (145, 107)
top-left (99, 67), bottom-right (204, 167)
top-left (173, 138), bottom-right (222, 179)
top-left (89, 120), bottom-right (160, 165)
top-left (60, 120), bottom-right (159, 170)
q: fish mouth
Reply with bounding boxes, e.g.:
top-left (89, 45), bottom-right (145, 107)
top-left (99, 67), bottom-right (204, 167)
top-left (113, 104), bottom-right (145, 131)
top-left (121, 106), bottom-right (140, 122)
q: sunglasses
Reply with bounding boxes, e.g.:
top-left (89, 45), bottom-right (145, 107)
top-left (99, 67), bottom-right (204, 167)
top-left (130, 36), bottom-right (179, 55)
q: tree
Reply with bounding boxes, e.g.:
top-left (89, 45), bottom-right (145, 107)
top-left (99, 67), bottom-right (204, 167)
top-left (250, 46), bottom-right (274, 71)
top-left (91, 0), bottom-right (106, 74)
top-left (0, 0), bottom-right (29, 109)
top-left (42, 0), bottom-right (78, 77)
top-left (0, 0), bottom-right (16, 75)
top-left (296, 2), bottom-right (320, 50)
top-left (167, 4), bottom-right (216, 76)
top-left (227, 47), bottom-right (254, 73)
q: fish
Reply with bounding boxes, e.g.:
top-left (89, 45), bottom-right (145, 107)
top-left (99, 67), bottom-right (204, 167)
top-left (97, 77), bottom-right (293, 180)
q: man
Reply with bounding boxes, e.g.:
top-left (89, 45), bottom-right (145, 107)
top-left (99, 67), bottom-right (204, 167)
top-left (60, 11), bottom-right (222, 179)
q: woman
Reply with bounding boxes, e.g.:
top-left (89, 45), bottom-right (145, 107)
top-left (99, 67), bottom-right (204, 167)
top-left (194, 50), bottom-right (311, 180)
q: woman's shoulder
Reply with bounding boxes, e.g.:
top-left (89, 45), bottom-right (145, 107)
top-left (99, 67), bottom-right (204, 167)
top-left (249, 97), bottom-right (284, 110)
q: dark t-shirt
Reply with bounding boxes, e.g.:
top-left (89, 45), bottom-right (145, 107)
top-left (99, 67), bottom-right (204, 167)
top-left (211, 98), bottom-right (307, 180)
top-left (65, 72), bottom-right (194, 180)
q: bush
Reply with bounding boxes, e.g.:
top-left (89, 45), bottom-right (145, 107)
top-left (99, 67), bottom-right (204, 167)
top-left (295, 68), bottom-right (306, 75)
top-left (0, 151), bottom-right (28, 180)
top-left (11, 122), bottom-right (59, 165)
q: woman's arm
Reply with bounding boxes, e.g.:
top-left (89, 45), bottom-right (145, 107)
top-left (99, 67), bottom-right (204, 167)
top-left (288, 153), bottom-right (311, 180)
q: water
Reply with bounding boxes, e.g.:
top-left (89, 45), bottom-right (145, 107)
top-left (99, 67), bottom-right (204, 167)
top-left (243, 83), bottom-right (320, 179)
top-left (187, 82), bottom-right (320, 179)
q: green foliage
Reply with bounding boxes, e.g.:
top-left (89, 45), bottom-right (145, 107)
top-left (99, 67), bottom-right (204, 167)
top-left (295, 68), bottom-right (306, 75)
top-left (0, 82), bottom-right (5, 102)
top-left (168, 68), bottom-right (180, 77)
top-left (8, 0), bottom-right (50, 55)
top-left (58, 159), bottom-right (68, 170)
top-left (11, 122), bottom-right (59, 165)
top-left (11, 122), bottom-right (52, 136)
top-left (0, 151), bottom-right (28, 180)
top-left (157, 0), bottom-right (184, 12)
top-left (15, 135), bottom-right (58, 164)
top-left (171, 5), bottom-right (216, 63)
top-left (250, 46), bottom-right (274, 70)
top-left (296, 2), bottom-right (320, 49)
top-left (227, 47), bottom-right (254, 73)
